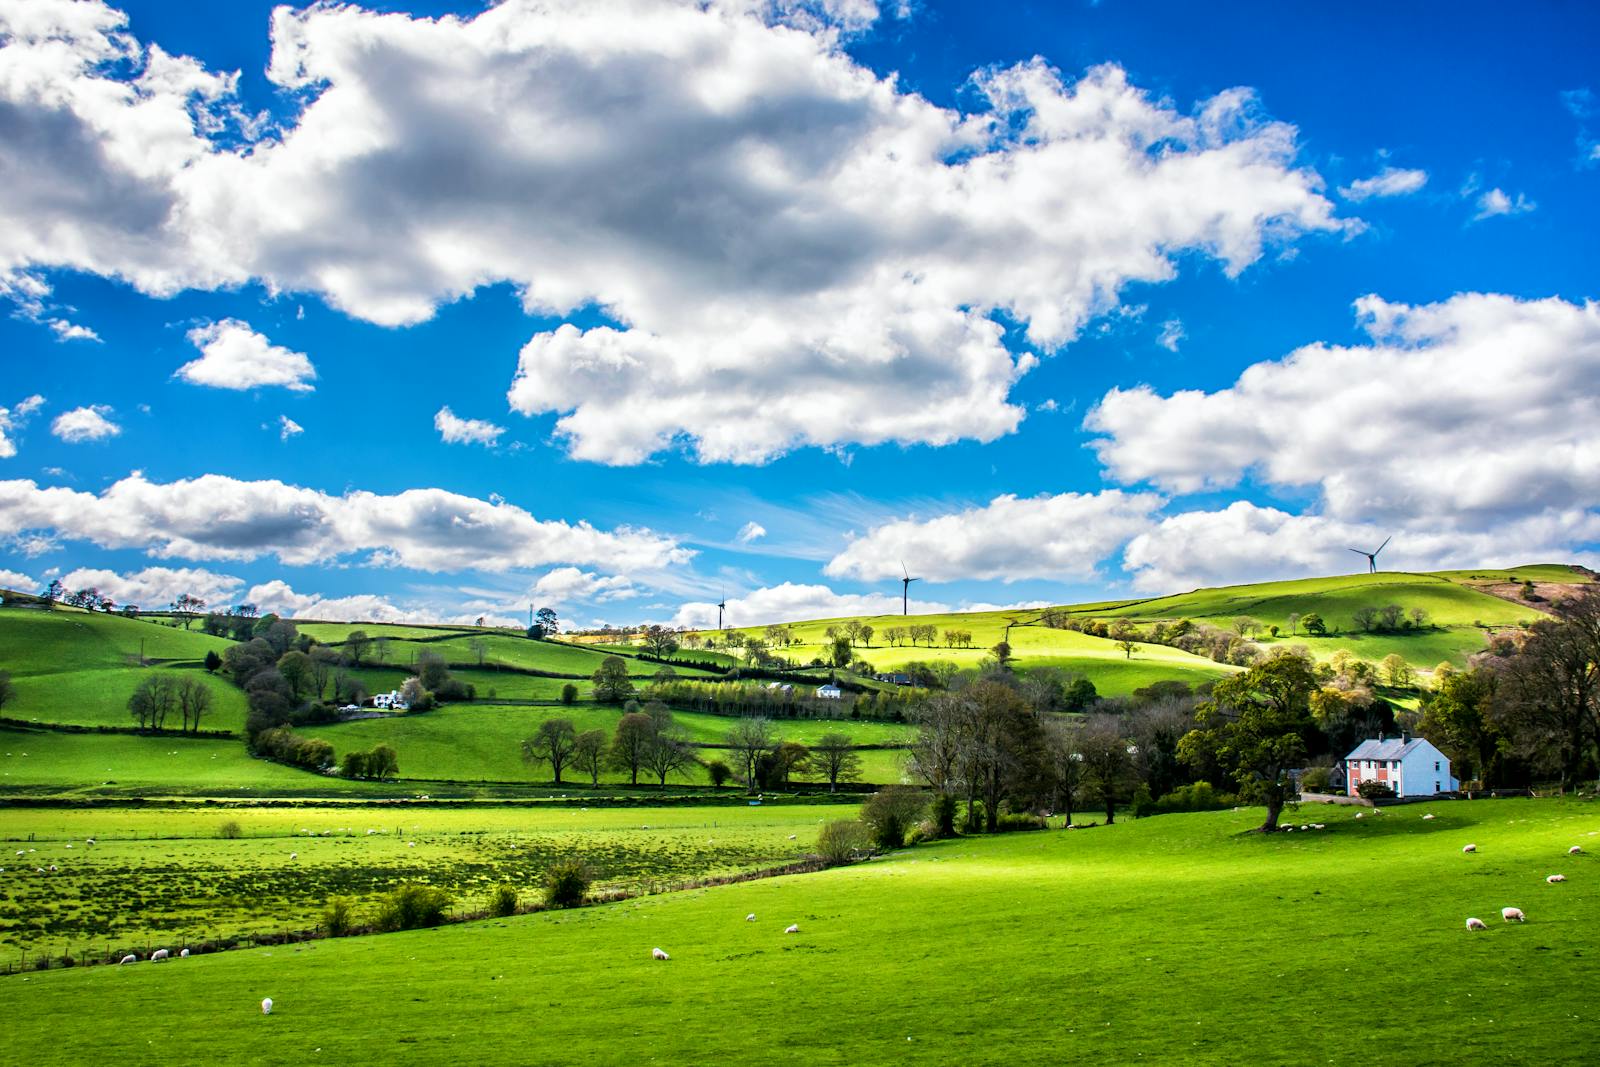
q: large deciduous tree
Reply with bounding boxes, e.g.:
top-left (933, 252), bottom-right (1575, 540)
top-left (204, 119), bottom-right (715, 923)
top-left (809, 732), bottom-right (862, 793)
top-left (592, 655), bottom-right (635, 703)
top-left (523, 718), bottom-right (579, 784)
top-left (1180, 650), bottom-right (1317, 831)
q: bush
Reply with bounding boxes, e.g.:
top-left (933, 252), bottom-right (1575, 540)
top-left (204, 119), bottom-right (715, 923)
top-left (1147, 781), bottom-right (1237, 815)
top-left (994, 812), bottom-right (1047, 832)
top-left (324, 896), bottom-right (355, 936)
top-left (217, 819), bottom-right (243, 839)
top-left (544, 858), bottom-right (592, 909)
top-left (490, 884), bottom-right (519, 918)
top-left (930, 793), bottom-right (957, 838)
top-left (372, 884), bottom-right (452, 932)
top-left (560, 683), bottom-right (578, 705)
top-left (1130, 784), bottom-right (1155, 818)
top-left (1300, 766), bottom-right (1332, 792)
top-left (815, 819), bottom-right (872, 865)
top-left (1357, 779), bottom-right (1396, 800)
top-left (860, 787), bottom-right (928, 850)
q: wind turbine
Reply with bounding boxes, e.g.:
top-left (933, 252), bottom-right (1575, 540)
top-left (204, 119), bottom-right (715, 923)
top-left (1349, 535), bottom-right (1391, 574)
top-left (900, 562), bottom-right (920, 616)
top-left (716, 587), bottom-right (727, 631)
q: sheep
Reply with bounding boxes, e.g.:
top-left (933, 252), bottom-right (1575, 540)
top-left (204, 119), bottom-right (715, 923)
top-left (1501, 907), bottom-right (1525, 923)
top-left (788, 834), bottom-right (797, 841)
top-left (1423, 813), bottom-right (1436, 820)
top-left (651, 947), bottom-right (669, 961)
top-left (261, 998), bottom-right (274, 1014)
top-left (1465, 917), bottom-right (1487, 931)
top-left (289, 852), bottom-right (297, 860)
top-left (1355, 813), bottom-right (1365, 819)
top-left (120, 954), bottom-right (138, 965)
top-left (1547, 874), bottom-right (1567, 884)
top-left (86, 838), bottom-right (94, 845)
top-left (784, 924), bottom-right (800, 934)
top-left (179, 948), bottom-right (190, 958)
top-left (746, 914), bottom-right (757, 922)
top-left (48, 864), bottom-right (58, 871)
top-left (1569, 846), bottom-right (1584, 855)
top-left (1300, 825), bottom-right (1310, 831)
top-left (1463, 844), bottom-right (1477, 853)
top-left (151, 949), bottom-right (170, 962)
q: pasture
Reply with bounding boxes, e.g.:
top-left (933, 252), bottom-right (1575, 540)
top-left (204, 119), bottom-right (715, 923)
top-left (0, 802), bottom-right (845, 959)
top-left (297, 703), bottom-right (914, 787)
top-left (1, 797), bottom-right (1594, 1064)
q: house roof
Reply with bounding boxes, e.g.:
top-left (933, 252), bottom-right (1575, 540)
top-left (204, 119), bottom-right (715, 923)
top-left (1345, 737), bottom-right (1433, 761)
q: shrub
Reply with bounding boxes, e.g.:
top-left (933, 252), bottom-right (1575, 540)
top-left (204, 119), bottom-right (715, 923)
top-left (860, 786), bottom-right (928, 850)
top-left (1130, 784), bottom-right (1155, 818)
top-left (994, 812), bottom-right (1047, 832)
top-left (490, 884), bottom-right (519, 918)
top-left (815, 819), bottom-right (872, 865)
top-left (544, 858), bottom-right (592, 909)
top-left (217, 819), bottom-right (243, 839)
top-left (560, 683), bottom-right (578, 705)
top-left (1300, 766), bottom-right (1332, 792)
top-left (372, 884), bottom-right (452, 932)
top-left (324, 896), bottom-right (355, 936)
top-left (1148, 781), bottom-right (1237, 815)
top-left (1357, 779), bottom-right (1395, 800)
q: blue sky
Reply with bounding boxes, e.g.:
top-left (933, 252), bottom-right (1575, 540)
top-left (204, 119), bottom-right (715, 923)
top-left (0, 0), bottom-right (1596, 629)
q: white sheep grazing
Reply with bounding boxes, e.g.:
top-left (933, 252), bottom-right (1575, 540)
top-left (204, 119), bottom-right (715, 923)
top-left (746, 914), bottom-right (757, 922)
top-left (1569, 846), bottom-right (1584, 855)
top-left (179, 948), bottom-right (190, 958)
top-left (1547, 874), bottom-right (1567, 884)
top-left (788, 834), bottom-right (797, 841)
top-left (86, 838), bottom-right (94, 845)
top-left (1501, 906), bottom-right (1525, 922)
top-left (1465, 917), bottom-right (1487, 931)
top-left (784, 924), bottom-right (800, 934)
top-left (1423, 813), bottom-right (1436, 820)
top-left (1355, 813), bottom-right (1365, 819)
top-left (120, 954), bottom-right (138, 965)
top-left (150, 948), bottom-right (170, 962)
top-left (1463, 844), bottom-right (1477, 853)
top-left (651, 947), bottom-right (669, 961)
top-left (289, 852), bottom-right (297, 860)
top-left (261, 998), bottom-right (274, 1015)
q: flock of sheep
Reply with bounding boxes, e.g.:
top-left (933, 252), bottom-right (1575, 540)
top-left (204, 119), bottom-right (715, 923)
top-left (1460, 837), bottom-right (1584, 933)
top-left (651, 914), bottom-right (803, 962)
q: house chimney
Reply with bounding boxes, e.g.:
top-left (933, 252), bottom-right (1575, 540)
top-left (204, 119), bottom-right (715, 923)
top-left (1378, 732), bottom-right (1385, 742)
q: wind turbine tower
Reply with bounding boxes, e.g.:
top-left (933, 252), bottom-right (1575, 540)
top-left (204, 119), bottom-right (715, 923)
top-left (716, 588), bottom-right (727, 631)
top-left (1348, 535), bottom-right (1392, 574)
top-left (900, 562), bottom-right (920, 616)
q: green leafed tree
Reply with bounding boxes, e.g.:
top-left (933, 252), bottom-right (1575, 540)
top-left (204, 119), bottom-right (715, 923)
top-left (1179, 650), bottom-right (1317, 832)
top-left (592, 655), bottom-right (635, 703)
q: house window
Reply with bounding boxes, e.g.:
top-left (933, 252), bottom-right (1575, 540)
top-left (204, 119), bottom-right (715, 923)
top-left (1434, 760), bottom-right (1440, 771)
top-left (1435, 781), bottom-right (1441, 792)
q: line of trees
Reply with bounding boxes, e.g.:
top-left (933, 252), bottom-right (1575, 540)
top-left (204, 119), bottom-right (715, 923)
top-left (126, 674), bottom-right (215, 732)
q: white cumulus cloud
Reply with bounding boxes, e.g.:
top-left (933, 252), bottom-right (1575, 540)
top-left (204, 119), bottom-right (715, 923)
top-left (278, 415), bottom-right (303, 441)
top-left (434, 407), bottom-right (505, 447)
top-left (736, 521), bottom-right (767, 543)
top-left (54, 565), bottom-right (243, 609)
top-left (825, 490), bottom-right (1164, 583)
top-left (177, 320), bottom-right (316, 392)
top-left (50, 405), bottom-right (119, 443)
top-left (1088, 292), bottom-right (1600, 531)
top-left (0, 0), bottom-right (1347, 465)
top-left (0, 394), bottom-right (46, 458)
top-left (0, 472), bottom-right (690, 573)
top-left (1472, 187), bottom-right (1535, 220)
top-left (532, 566), bottom-right (639, 605)
top-left (1339, 166), bottom-right (1428, 201)
top-left (0, 567), bottom-right (36, 590)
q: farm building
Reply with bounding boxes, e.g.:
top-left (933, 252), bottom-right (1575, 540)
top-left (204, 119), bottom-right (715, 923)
top-left (814, 684), bottom-right (842, 700)
top-left (371, 691), bottom-right (410, 711)
top-left (1344, 735), bottom-right (1457, 798)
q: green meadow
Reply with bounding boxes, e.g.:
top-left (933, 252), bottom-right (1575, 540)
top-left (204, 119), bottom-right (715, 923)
top-left (0, 803), bottom-right (846, 956)
top-left (2, 797), bottom-right (1594, 1064)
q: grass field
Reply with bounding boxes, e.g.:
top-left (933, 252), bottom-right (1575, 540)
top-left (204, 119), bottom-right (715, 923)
top-left (0, 803), bottom-right (849, 957)
top-left (298, 704), bottom-right (913, 787)
top-left (2, 797), bottom-right (1594, 1063)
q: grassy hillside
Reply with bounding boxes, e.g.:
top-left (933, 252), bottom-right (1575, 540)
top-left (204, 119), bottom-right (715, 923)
top-left (4, 797), bottom-right (1594, 1064)
top-left (707, 566), bottom-right (1590, 678)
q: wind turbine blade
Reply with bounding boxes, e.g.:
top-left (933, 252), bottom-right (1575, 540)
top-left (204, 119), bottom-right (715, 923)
top-left (1347, 548), bottom-right (1368, 556)
top-left (1376, 535), bottom-right (1391, 554)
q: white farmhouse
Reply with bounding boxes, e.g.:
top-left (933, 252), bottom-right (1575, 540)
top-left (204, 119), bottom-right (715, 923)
top-left (814, 684), bottom-right (842, 700)
top-left (1344, 735), bottom-right (1457, 798)
top-left (371, 691), bottom-right (410, 712)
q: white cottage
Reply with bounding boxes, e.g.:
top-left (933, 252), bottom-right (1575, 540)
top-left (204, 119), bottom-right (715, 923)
top-left (1344, 735), bottom-right (1457, 798)
top-left (371, 691), bottom-right (410, 712)
top-left (814, 684), bottom-right (842, 700)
